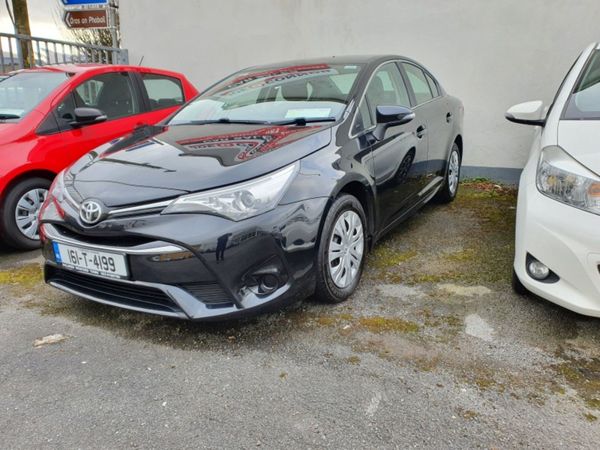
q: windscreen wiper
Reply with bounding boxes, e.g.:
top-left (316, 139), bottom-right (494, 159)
top-left (273, 117), bottom-right (337, 126)
top-left (174, 118), bottom-right (271, 126)
top-left (0, 114), bottom-right (20, 120)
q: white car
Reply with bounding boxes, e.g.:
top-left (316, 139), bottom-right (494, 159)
top-left (506, 43), bottom-right (600, 318)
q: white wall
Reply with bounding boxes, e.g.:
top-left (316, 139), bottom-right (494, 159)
top-left (120, 0), bottom-right (600, 178)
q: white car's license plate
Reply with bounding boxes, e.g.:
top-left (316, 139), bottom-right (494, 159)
top-left (52, 242), bottom-right (129, 279)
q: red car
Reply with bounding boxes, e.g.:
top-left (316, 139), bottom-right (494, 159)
top-left (0, 64), bottom-right (198, 249)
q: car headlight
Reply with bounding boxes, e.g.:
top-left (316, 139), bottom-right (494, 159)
top-left (162, 162), bottom-right (299, 221)
top-left (536, 146), bottom-right (600, 214)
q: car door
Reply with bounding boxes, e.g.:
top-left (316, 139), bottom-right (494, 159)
top-left (35, 71), bottom-right (146, 165)
top-left (401, 62), bottom-right (451, 182)
top-left (356, 62), bottom-right (428, 233)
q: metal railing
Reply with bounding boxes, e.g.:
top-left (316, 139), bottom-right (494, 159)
top-left (0, 32), bottom-right (129, 74)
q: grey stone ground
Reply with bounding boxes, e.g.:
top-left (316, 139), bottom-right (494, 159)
top-left (0, 183), bottom-right (599, 449)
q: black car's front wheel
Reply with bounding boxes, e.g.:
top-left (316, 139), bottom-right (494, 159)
top-left (0, 177), bottom-right (51, 250)
top-left (314, 194), bottom-right (367, 304)
top-left (435, 142), bottom-right (461, 203)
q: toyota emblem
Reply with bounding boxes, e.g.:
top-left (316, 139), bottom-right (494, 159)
top-left (80, 199), bottom-right (104, 225)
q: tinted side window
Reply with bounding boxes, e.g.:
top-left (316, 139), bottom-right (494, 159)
top-left (39, 93), bottom-right (78, 134)
top-left (403, 63), bottom-right (434, 105)
top-left (367, 64), bottom-right (411, 110)
top-left (425, 73), bottom-right (440, 97)
top-left (141, 73), bottom-right (185, 110)
top-left (75, 72), bottom-right (139, 119)
top-left (55, 93), bottom-right (78, 130)
top-left (365, 63), bottom-right (410, 118)
top-left (352, 63), bottom-right (410, 135)
top-left (352, 99), bottom-right (374, 135)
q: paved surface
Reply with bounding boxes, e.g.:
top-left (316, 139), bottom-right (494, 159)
top-left (1, 183), bottom-right (599, 449)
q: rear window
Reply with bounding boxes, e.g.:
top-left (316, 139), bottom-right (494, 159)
top-left (564, 50), bottom-right (600, 120)
top-left (142, 73), bottom-right (185, 110)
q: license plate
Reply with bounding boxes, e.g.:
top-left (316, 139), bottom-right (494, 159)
top-left (52, 241), bottom-right (129, 279)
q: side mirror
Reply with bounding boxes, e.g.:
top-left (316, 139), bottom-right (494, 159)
top-left (372, 105), bottom-right (415, 141)
top-left (70, 107), bottom-right (107, 128)
top-left (505, 101), bottom-right (545, 126)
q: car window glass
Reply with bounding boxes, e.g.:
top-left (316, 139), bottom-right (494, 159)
top-left (365, 63), bottom-right (410, 120)
top-left (564, 50), bottom-right (600, 119)
top-left (330, 73), bottom-right (358, 95)
top-left (403, 63), bottom-right (434, 105)
top-left (352, 98), bottom-right (374, 135)
top-left (0, 72), bottom-right (67, 121)
top-left (142, 73), bottom-right (185, 110)
top-left (425, 73), bottom-right (440, 97)
top-left (50, 93), bottom-right (78, 132)
top-left (169, 64), bottom-right (362, 124)
top-left (75, 72), bottom-right (139, 119)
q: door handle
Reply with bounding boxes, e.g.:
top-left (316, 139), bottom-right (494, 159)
top-left (446, 112), bottom-right (453, 123)
top-left (416, 125), bottom-right (427, 139)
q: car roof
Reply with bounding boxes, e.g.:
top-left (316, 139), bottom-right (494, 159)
top-left (245, 55), bottom-right (406, 71)
top-left (9, 63), bottom-right (182, 76)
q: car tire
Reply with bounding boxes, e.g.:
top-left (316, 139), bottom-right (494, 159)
top-left (0, 177), bottom-right (51, 250)
top-left (512, 269), bottom-right (529, 296)
top-left (435, 142), bottom-right (461, 203)
top-left (314, 194), bottom-right (367, 304)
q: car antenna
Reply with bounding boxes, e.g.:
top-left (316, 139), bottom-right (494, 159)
top-left (138, 56), bottom-right (145, 66)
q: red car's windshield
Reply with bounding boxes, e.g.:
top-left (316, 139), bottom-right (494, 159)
top-left (0, 72), bottom-right (68, 121)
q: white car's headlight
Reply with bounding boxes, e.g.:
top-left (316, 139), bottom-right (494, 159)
top-left (162, 162), bottom-right (299, 221)
top-left (536, 146), bottom-right (600, 214)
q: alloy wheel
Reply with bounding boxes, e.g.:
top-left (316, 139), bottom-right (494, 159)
top-left (14, 188), bottom-right (48, 240)
top-left (328, 210), bottom-right (364, 288)
top-left (448, 149), bottom-right (460, 195)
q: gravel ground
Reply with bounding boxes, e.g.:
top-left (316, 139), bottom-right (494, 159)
top-left (0, 182), bottom-right (599, 449)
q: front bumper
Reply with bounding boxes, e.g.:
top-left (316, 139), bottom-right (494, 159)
top-left (41, 197), bottom-right (328, 320)
top-left (514, 179), bottom-right (600, 317)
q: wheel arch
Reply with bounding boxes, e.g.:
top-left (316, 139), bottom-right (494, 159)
top-left (454, 134), bottom-right (463, 159)
top-left (0, 169), bottom-right (57, 204)
top-left (326, 177), bottom-right (376, 250)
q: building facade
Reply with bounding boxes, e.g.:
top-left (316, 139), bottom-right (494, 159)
top-left (120, 0), bottom-right (600, 182)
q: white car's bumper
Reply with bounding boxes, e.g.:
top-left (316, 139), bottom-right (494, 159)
top-left (515, 178), bottom-right (600, 317)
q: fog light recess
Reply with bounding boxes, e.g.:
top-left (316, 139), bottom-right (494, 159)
top-left (525, 254), bottom-right (558, 283)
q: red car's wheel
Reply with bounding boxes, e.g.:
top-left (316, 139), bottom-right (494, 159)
top-left (0, 177), bottom-right (51, 250)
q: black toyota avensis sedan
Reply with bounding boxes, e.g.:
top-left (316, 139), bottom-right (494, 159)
top-left (40, 56), bottom-right (464, 320)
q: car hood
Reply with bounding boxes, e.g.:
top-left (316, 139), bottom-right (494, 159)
top-left (558, 121), bottom-right (600, 173)
top-left (68, 123), bottom-right (332, 207)
top-left (0, 123), bottom-right (16, 141)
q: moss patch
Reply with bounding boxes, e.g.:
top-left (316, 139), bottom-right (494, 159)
top-left (346, 355), bottom-right (361, 365)
top-left (357, 316), bottom-right (419, 334)
top-left (368, 247), bottom-right (417, 270)
top-left (0, 264), bottom-right (43, 288)
top-left (553, 349), bottom-right (600, 410)
top-left (364, 182), bottom-right (517, 287)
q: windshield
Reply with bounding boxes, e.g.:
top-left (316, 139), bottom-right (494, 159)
top-left (169, 63), bottom-right (363, 125)
top-left (0, 72), bottom-right (67, 121)
top-left (564, 50), bottom-right (600, 120)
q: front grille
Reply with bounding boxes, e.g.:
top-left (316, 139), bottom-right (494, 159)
top-left (54, 225), bottom-right (154, 248)
top-left (180, 282), bottom-right (234, 308)
top-left (47, 266), bottom-right (182, 314)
